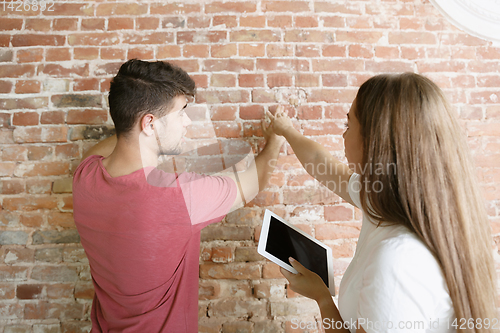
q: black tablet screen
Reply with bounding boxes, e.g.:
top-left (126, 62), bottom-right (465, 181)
top-left (265, 216), bottom-right (329, 287)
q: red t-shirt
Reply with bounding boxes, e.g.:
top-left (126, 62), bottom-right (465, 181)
top-left (73, 155), bottom-right (237, 333)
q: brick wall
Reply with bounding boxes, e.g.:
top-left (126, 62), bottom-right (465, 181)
top-left (1, 0), bottom-right (499, 332)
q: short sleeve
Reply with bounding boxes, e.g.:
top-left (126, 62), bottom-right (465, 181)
top-left (348, 172), bottom-right (362, 209)
top-left (356, 235), bottom-right (448, 333)
top-left (177, 172), bottom-right (237, 230)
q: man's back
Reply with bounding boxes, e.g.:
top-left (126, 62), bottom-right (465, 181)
top-left (73, 155), bottom-right (236, 333)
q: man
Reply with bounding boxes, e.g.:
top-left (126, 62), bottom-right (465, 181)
top-left (72, 59), bottom-right (284, 332)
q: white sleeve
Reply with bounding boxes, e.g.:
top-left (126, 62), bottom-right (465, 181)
top-left (356, 236), bottom-right (444, 333)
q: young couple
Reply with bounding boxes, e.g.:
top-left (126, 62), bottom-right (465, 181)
top-left (73, 59), bottom-right (497, 333)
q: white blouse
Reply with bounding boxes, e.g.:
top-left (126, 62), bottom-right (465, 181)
top-left (338, 173), bottom-right (455, 333)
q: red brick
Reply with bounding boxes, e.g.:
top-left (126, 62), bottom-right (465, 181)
top-left (213, 122), bottom-right (242, 138)
top-left (1, 179), bottom-right (25, 194)
top-left (73, 78), bottom-right (99, 92)
top-left (108, 17), bottom-right (134, 31)
top-left (74, 282), bottom-right (94, 299)
top-left (263, 1), bottom-right (310, 12)
top-left (150, 3), bottom-right (201, 15)
top-left (200, 263), bottom-right (260, 279)
top-left (0, 283), bottom-right (15, 299)
top-left (322, 45), bottom-right (346, 57)
top-left (25, 18), bottom-right (51, 32)
top-left (240, 16), bottom-right (266, 28)
top-left (13, 127), bottom-right (67, 143)
top-left (55, 143), bottom-right (79, 159)
top-left (156, 45), bottom-right (181, 59)
top-left (262, 262), bottom-right (282, 278)
top-left (213, 15), bottom-right (238, 28)
top-left (53, 18), bottom-right (78, 31)
top-left (401, 46), bottom-right (426, 60)
top-left (12, 34), bottom-right (65, 47)
top-left (0, 19), bottom-right (23, 31)
top-left (185, 16), bottom-right (209, 29)
top-left (127, 47), bottom-right (154, 60)
top-left (267, 44), bottom-right (293, 57)
top-left (296, 105), bottom-right (322, 120)
top-left (46, 48), bottom-right (71, 62)
top-left (15, 80), bottom-right (41, 94)
top-left (27, 145), bottom-right (52, 161)
top-left (365, 60), bottom-right (414, 73)
top-left (210, 44), bottom-right (237, 58)
top-left (165, 59), bottom-right (198, 73)
top-left (0, 81), bottom-right (12, 93)
top-left (231, 30), bottom-right (281, 42)
top-left (67, 109), bottom-right (107, 124)
top-left (295, 16), bottom-right (318, 28)
top-left (12, 111), bottom-right (39, 126)
top-left (349, 44), bottom-right (374, 58)
top-left (191, 75), bottom-right (208, 89)
top-left (239, 105), bottom-right (265, 120)
top-left (389, 31), bottom-right (437, 44)
top-left (295, 73), bottom-right (319, 87)
top-left (477, 47), bottom-right (500, 60)
top-left (39, 64), bottom-right (89, 77)
top-left (347, 16), bottom-right (373, 29)
top-left (136, 17), bottom-right (159, 30)
top-left (323, 16), bottom-right (346, 27)
top-left (0, 97), bottom-right (48, 110)
top-left (40, 111), bottom-right (65, 124)
top-left (296, 44), bottom-right (320, 57)
top-left (205, 2), bottom-right (257, 13)
top-left (210, 106), bottom-right (237, 121)
top-left (17, 284), bottom-right (43, 299)
top-left (203, 59), bottom-right (254, 72)
top-left (257, 59), bottom-right (308, 71)
top-left (101, 47), bottom-right (126, 60)
top-left (284, 30), bottom-right (333, 43)
top-left (0, 64), bottom-right (36, 78)
top-left (312, 59), bottom-right (363, 72)
top-left (210, 247), bottom-right (233, 263)
top-left (183, 45), bottom-right (209, 58)
top-left (238, 44), bottom-right (265, 57)
top-left (309, 89), bottom-right (357, 104)
top-left (210, 74), bottom-right (236, 88)
top-left (48, 212), bottom-right (75, 228)
top-left (3, 196), bottom-right (58, 211)
top-left (81, 18), bottom-right (105, 31)
top-left (322, 74), bottom-right (348, 87)
top-left (267, 15), bottom-right (293, 28)
top-left (178, 31), bottom-right (226, 44)
top-left (0, 35), bottom-right (9, 47)
top-left (68, 33), bottom-right (120, 46)
top-left (96, 3), bottom-right (147, 15)
top-left (315, 223), bottom-right (361, 240)
top-left (315, 1), bottom-right (362, 14)
top-left (20, 214), bottom-right (43, 228)
top-left (375, 46), bottom-right (400, 59)
top-left (239, 74), bottom-right (264, 88)
top-left (1, 145), bottom-right (27, 161)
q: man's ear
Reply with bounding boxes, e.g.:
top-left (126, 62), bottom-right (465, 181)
top-left (141, 114), bottom-right (155, 136)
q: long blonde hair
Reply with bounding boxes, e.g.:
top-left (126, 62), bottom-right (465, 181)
top-left (355, 73), bottom-right (498, 329)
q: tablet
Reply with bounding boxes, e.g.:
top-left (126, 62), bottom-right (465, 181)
top-left (258, 209), bottom-right (335, 296)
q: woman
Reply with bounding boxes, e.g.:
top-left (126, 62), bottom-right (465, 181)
top-left (268, 73), bottom-right (498, 332)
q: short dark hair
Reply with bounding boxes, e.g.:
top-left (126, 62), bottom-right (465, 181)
top-left (108, 59), bottom-right (196, 137)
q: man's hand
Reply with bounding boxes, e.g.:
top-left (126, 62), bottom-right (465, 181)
top-left (280, 257), bottom-right (330, 303)
top-left (262, 110), bottom-right (286, 147)
top-left (266, 105), bottom-right (294, 137)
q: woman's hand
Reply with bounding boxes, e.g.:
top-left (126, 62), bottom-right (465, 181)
top-left (266, 105), bottom-right (294, 137)
top-left (280, 257), bottom-right (331, 303)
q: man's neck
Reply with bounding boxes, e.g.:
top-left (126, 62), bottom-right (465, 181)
top-left (102, 137), bottom-right (159, 177)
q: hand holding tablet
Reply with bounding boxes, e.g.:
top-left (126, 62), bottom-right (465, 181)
top-left (257, 209), bottom-right (336, 296)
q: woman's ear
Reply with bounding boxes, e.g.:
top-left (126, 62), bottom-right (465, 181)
top-left (141, 114), bottom-right (155, 136)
